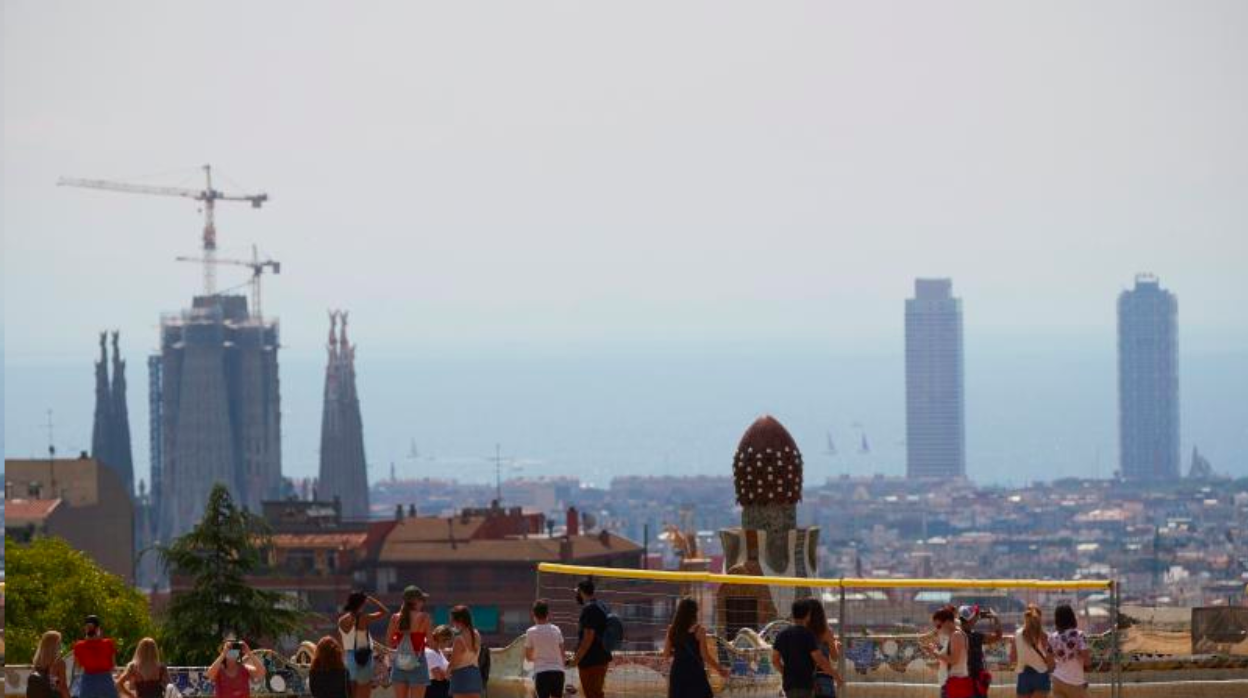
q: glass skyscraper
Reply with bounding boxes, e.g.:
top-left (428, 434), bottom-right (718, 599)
top-left (905, 278), bottom-right (966, 480)
top-left (1118, 274), bottom-right (1180, 481)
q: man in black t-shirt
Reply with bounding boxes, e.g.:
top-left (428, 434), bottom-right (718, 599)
top-left (569, 580), bottom-right (611, 698)
top-left (959, 605), bottom-right (1002, 698)
top-left (771, 599), bottom-right (836, 698)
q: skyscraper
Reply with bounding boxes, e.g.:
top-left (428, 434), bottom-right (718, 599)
top-left (905, 278), bottom-right (966, 480)
top-left (1117, 274), bottom-right (1179, 481)
top-left (318, 311), bottom-right (370, 520)
top-left (153, 294), bottom-right (282, 539)
top-left (90, 331), bottom-right (134, 495)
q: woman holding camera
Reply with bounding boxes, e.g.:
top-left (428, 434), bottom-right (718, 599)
top-left (206, 640), bottom-right (265, 698)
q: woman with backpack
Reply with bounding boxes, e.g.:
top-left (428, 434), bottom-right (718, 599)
top-left (663, 597), bottom-right (727, 698)
top-left (28, 631), bottom-right (70, 698)
top-left (338, 591), bottom-right (389, 698)
top-left (1010, 605), bottom-right (1053, 697)
top-left (387, 586), bottom-right (433, 698)
top-left (115, 638), bottom-right (171, 698)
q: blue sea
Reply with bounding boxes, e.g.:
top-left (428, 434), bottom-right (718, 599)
top-left (3, 337), bottom-right (1246, 488)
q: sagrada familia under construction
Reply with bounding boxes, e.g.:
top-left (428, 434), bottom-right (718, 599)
top-left (93, 295), bottom-right (370, 573)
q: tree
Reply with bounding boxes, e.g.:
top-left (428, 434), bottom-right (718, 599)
top-left (4, 536), bottom-right (154, 664)
top-left (158, 484), bottom-right (307, 664)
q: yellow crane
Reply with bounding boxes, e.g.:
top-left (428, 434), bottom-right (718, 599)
top-left (58, 164), bottom-right (268, 296)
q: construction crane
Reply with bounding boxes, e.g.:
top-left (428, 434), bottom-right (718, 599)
top-left (58, 164), bottom-right (268, 295)
top-left (176, 245), bottom-right (280, 321)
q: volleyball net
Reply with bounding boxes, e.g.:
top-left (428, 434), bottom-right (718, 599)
top-left (536, 563), bottom-right (1123, 698)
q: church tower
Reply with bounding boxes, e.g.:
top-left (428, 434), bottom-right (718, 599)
top-left (318, 311), bottom-right (370, 519)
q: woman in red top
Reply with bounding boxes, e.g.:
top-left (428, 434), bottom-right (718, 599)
top-left (206, 640), bottom-right (266, 698)
top-left (73, 616), bottom-right (118, 698)
top-left (387, 586), bottom-right (433, 698)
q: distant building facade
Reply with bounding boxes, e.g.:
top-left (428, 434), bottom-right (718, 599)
top-left (5, 456), bottom-right (135, 582)
top-left (91, 331), bottom-right (135, 495)
top-left (1118, 274), bottom-right (1180, 481)
top-left (358, 503), bottom-right (644, 646)
top-left (317, 311), bottom-right (370, 520)
top-left (153, 295), bottom-right (282, 540)
top-left (905, 278), bottom-right (966, 479)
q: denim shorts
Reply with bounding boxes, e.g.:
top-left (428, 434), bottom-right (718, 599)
top-left (78, 672), bottom-right (120, 698)
top-left (1016, 668), bottom-right (1051, 694)
top-left (449, 666), bottom-right (483, 695)
top-left (346, 653), bottom-right (374, 683)
top-left (391, 652), bottom-right (431, 686)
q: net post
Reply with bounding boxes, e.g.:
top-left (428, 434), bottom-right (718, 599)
top-left (1111, 578), bottom-right (1122, 698)
top-left (838, 578), bottom-right (848, 698)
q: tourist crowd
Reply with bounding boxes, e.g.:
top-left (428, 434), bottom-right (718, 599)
top-left (24, 585), bottom-right (1091, 698)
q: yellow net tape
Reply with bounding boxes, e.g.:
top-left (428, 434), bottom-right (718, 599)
top-left (536, 562), bottom-right (1113, 591)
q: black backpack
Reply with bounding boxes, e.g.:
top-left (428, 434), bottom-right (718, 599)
top-left (26, 668), bottom-right (54, 698)
top-left (594, 601), bottom-right (625, 653)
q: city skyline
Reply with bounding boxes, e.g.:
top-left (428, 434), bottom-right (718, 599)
top-left (5, 274), bottom-right (1245, 493)
top-left (5, 2), bottom-right (1247, 486)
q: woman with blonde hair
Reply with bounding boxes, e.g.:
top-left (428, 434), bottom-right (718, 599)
top-left (1010, 605), bottom-right (1053, 697)
top-left (116, 638), bottom-right (170, 698)
top-left (28, 631), bottom-right (70, 698)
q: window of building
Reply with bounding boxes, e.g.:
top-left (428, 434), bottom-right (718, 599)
top-left (286, 549), bottom-right (316, 574)
top-left (376, 567), bottom-right (398, 594)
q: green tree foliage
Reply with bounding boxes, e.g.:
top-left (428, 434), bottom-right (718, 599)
top-left (4, 536), bottom-right (154, 664)
top-left (158, 484), bottom-right (306, 664)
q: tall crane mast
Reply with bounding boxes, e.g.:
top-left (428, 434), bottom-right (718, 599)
top-left (176, 245), bottom-right (281, 321)
top-left (58, 164), bottom-right (268, 295)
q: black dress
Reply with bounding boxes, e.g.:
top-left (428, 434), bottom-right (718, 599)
top-left (668, 631), bottom-right (713, 698)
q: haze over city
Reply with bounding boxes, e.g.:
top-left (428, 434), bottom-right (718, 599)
top-left (5, 2), bottom-right (1247, 488)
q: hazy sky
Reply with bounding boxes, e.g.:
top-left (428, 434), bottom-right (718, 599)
top-left (4, 3), bottom-right (1247, 479)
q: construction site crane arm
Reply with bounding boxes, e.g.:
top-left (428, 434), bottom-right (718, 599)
top-left (57, 177), bottom-right (210, 201)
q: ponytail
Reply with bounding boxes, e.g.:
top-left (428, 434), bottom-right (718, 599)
top-left (398, 598), bottom-right (419, 631)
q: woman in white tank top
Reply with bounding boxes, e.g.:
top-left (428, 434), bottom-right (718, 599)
top-left (931, 606), bottom-right (972, 698)
top-left (338, 592), bottom-right (389, 698)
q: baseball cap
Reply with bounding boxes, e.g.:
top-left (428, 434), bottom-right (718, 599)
top-left (958, 605), bottom-right (980, 621)
top-left (403, 585), bottom-right (427, 601)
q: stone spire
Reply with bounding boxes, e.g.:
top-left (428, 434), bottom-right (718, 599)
top-left (110, 331), bottom-right (135, 494)
top-left (90, 331), bottom-right (135, 496)
top-left (91, 332), bottom-right (112, 465)
top-left (318, 310), bottom-right (369, 520)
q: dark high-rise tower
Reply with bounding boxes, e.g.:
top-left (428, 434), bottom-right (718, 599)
top-left (905, 278), bottom-right (966, 480)
top-left (91, 331), bottom-right (134, 495)
top-left (318, 311), bottom-right (369, 520)
top-left (1118, 274), bottom-right (1179, 481)
top-left (154, 295), bottom-right (282, 539)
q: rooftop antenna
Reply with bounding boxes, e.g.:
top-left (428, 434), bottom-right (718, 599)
top-left (45, 409), bottom-right (58, 496)
top-left (492, 443), bottom-right (504, 504)
top-left (45, 409), bottom-right (56, 459)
